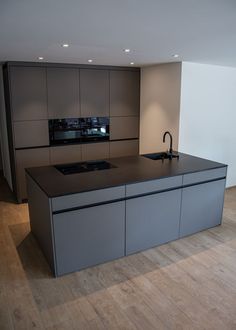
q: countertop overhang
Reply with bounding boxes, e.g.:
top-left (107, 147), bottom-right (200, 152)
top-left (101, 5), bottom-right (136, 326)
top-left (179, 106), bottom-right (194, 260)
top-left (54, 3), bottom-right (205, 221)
top-left (26, 152), bottom-right (227, 198)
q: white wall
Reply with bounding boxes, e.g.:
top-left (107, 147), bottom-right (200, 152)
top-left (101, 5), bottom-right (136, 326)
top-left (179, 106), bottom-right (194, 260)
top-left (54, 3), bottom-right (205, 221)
top-left (140, 63), bottom-right (181, 154)
top-left (179, 62), bottom-right (236, 187)
top-left (0, 66), bottom-right (13, 189)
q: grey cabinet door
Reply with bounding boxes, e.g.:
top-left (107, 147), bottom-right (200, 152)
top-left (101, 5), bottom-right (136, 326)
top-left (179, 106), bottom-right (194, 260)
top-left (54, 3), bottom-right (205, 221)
top-left (179, 179), bottom-right (226, 238)
top-left (47, 68), bottom-right (80, 119)
top-left (53, 201), bottom-right (125, 276)
top-left (110, 70), bottom-right (140, 116)
top-left (10, 66), bottom-right (48, 121)
top-left (81, 142), bottom-right (109, 161)
top-left (110, 140), bottom-right (139, 158)
top-left (110, 116), bottom-right (139, 140)
top-left (50, 145), bottom-right (82, 165)
top-left (126, 189), bottom-right (181, 255)
top-left (80, 69), bottom-right (109, 117)
top-left (14, 120), bottom-right (49, 148)
top-left (15, 148), bottom-right (50, 201)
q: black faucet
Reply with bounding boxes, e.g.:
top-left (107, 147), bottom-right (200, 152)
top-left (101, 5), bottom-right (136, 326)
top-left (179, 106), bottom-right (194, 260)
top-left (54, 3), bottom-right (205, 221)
top-left (163, 131), bottom-right (173, 155)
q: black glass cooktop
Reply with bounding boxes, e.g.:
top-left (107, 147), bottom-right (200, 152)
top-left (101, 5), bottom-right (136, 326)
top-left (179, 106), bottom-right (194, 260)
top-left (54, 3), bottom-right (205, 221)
top-left (55, 160), bottom-right (116, 175)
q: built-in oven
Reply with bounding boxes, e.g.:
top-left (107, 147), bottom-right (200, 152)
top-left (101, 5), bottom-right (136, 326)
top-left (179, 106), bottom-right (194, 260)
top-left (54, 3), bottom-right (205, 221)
top-left (49, 117), bottom-right (109, 145)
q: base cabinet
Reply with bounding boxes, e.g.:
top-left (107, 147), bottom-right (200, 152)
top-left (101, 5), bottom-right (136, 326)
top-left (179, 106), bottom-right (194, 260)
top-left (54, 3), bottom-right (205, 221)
top-left (53, 201), bottom-right (125, 276)
top-left (126, 189), bottom-right (182, 255)
top-left (15, 148), bottom-right (50, 202)
top-left (179, 179), bottom-right (226, 237)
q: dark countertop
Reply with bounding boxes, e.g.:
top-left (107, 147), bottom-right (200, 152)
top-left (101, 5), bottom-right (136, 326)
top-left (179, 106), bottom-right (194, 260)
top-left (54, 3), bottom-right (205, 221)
top-left (26, 152), bottom-right (227, 198)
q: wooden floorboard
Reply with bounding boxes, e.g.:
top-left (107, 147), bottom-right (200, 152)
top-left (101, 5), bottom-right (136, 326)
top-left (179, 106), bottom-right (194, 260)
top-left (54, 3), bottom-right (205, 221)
top-left (1, 175), bottom-right (236, 329)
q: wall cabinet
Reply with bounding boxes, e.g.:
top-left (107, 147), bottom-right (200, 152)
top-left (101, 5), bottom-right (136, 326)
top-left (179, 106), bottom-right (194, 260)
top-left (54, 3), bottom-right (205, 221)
top-left (50, 145), bottom-right (82, 165)
top-left (15, 148), bottom-right (50, 201)
top-left (53, 201), bottom-right (125, 275)
top-left (80, 69), bottom-right (109, 117)
top-left (179, 179), bottom-right (226, 237)
top-left (13, 120), bottom-right (49, 148)
top-left (81, 142), bottom-right (109, 161)
top-left (126, 189), bottom-right (182, 255)
top-left (110, 116), bottom-right (139, 140)
top-left (47, 68), bottom-right (80, 119)
top-left (110, 70), bottom-right (140, 116)
top-left (110, 140), bottom-right (139, 158)
top-left (10, 66), bottom-right (48, 121)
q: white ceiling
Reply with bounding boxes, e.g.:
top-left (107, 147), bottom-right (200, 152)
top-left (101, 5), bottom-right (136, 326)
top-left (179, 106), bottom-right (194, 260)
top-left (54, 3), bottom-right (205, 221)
top-left (1, 0), bottom-right (236, 67)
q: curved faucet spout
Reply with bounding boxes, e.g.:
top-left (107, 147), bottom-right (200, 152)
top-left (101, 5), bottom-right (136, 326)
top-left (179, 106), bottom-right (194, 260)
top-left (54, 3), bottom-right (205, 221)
top-left (163, 131), bottom-right (173, 154)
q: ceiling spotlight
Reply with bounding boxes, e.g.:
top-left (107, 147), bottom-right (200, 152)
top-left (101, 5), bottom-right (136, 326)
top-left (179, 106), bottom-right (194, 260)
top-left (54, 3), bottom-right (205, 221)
top-left (124, 48), bottom-right (130, 53)
top-left (130, 62), bottom-right (134, 65)
top-left (88, 59), bottom-right (93, 63)
top-left (38, 57), bottom-right (44, 60)
top-left (172, 54), bottom-right (179, 58)
top-left (62, 44), bottom-right (69, 48)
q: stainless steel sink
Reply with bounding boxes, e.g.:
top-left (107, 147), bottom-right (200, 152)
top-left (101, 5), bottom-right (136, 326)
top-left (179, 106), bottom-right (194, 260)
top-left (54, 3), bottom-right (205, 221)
top-left (142, 152), bottom-right (179, 160)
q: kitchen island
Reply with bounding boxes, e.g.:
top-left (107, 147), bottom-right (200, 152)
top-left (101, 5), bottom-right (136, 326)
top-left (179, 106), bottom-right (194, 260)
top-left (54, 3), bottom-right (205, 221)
top-left (26, 152), bottom-right (227, 276)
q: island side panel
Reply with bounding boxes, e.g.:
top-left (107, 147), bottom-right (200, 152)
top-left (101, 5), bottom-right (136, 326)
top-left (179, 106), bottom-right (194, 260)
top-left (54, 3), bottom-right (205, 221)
top-left (26, 174), bottom-right (57, 275)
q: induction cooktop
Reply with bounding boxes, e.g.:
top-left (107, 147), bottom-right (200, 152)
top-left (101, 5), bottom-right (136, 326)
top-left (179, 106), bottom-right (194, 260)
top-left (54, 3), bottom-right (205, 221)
top-left (55, 160), bottom-right (116, 175)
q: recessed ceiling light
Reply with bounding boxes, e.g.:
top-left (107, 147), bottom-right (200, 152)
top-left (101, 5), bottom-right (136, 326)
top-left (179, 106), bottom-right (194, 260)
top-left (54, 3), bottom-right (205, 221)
top-left (172, 54), bottom-right (179, 58)
top-left (62, 43), bottom-right (69, 48)
top-left (130, 62), bottom-right (134, 65)
top-left (38, 57), bottom-right (44, 60)
top-left (88, 59), bottom-right (93, 63)
top-left (124, 48), bottom-right (130, 53)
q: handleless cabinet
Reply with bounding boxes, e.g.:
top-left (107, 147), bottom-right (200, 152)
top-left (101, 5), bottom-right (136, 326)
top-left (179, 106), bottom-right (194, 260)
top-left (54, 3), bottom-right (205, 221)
top-left (179, 179), bottom-right (226, 237)
top-left (15, 148), bottom-right (50, 201)
top-left (47, 68), bottom-right (80, 119)
top-left (10, 66), bottom-right (48, 121)
top-left (110, 116), bottom-right (139, 140)
top-left (50, 145), bottom-right (82, 165)
top-left (81, 142), bottom-right (109, 161)
top-left (126, 188), bottom-right (182, 255)
top-left (110, 140), bottom-right (139, 158)
top-left (80, 69), bottom-right (109, 117)
top-left (53, 201), bottom-right (125, 276)
top-left (110, 70), bottom-right (140, 116)
top-left (14, 120), bottom-right (49, 148)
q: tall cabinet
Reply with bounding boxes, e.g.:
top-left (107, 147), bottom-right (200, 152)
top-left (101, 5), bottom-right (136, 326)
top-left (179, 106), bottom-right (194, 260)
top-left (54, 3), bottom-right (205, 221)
top-left (3, 62), bottom-right (140, 202)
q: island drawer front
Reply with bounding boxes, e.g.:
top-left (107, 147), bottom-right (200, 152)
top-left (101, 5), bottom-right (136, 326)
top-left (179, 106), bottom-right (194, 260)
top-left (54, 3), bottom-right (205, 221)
top-left (126, 175), bottom-right (182, 197)
top-left (183, 167), bottom-right (227, 186)
top-left (51, 185), bottom-right (125, 212)
top-left (53, 201), bottom-right (125, 276)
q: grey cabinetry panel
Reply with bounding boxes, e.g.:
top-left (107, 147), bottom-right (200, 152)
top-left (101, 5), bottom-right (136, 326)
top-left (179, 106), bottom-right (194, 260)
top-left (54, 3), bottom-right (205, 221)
top-left (126, 189), bottom-right (181, 255)
top-left (53, 201), bottom-right (125, 276)
top-left (52, 185), bottom-right (125, 211)
top-left (47, 68), bottom-right (80, 119)
top-left (110, 140), bottom-right (139, 158)
top-left (10, 66), bottom-right (47, 121)
top-left (179, 179), bottom-right (226, 238)
top-left (26, 174), bottom-right (55, 273)
top-left (50, 145), bottom-right (82, 165)
top-left (14, 120), bottom-right (49, 148)
top-left (81, 142), bottom-right (109, 161)
top-left (110, 70), bottom-right (140, 116)
top-left (183, 167), bottom-right (227, 185)
top-left (126, 175), bottom-right (182, 197)
top-left (110, 116), bottom-right (139, 140)
top-left (80, 69), bottom-right (109, 117)
top-left (15, 148), bottom-right (50, 201)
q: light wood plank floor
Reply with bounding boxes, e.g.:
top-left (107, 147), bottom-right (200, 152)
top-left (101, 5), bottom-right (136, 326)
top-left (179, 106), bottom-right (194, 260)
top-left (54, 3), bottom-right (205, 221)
top-left (1, 175), bottom-right (236, 330)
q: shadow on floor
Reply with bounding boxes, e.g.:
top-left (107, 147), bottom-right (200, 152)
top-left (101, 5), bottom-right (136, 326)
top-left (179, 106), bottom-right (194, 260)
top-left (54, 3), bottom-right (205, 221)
top-left (0, 175), bottom-right (17, 203)
top-left (8, 217), bottom-right (235, 311)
